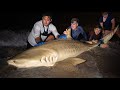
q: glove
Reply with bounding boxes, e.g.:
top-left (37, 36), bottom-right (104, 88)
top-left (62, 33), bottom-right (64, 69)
top-left (34, 41), bottom-right (45, 46)
top-left (58, 34), bottom-right (67, 40)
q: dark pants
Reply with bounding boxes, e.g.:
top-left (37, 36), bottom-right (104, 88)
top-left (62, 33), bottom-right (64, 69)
top-left (44, 33), bottom-right (55, 41)
top-left (27, 41), bottom-right (33, 49)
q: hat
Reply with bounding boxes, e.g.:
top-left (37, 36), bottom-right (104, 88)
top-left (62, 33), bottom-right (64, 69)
top-left (71, 18), bottom-right (79, 23)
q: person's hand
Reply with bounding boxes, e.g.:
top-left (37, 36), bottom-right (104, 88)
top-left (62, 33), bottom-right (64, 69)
top-left (86, 41), bottom-right (93, 44)
top-left (111, 29), bottom-right (115, 33)
top-left (100, 44), bottom-right (109, 48)
top-left (64, 29), bottom-right (71, 35)
top-left (34, 41), bottom-right (45, 46)
top-left (92, 40), bottom-right (98, 44)
top-left (63, 31), bottom-right (67, 35)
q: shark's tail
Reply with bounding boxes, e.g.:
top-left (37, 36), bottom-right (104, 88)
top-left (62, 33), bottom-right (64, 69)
top-left (97, 25), bottom-right (119, 46)
top-left (102, 25), bottom-right (119, 44)
top-left (88, 25), bottom-right (119, 50)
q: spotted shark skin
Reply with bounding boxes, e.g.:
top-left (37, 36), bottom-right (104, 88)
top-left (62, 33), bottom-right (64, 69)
top-left (7, 25), bottom-right (119, 68)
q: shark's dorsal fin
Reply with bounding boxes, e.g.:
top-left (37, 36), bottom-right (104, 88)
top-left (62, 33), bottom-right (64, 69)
top-left (65, 28), bottom-right (72, 40)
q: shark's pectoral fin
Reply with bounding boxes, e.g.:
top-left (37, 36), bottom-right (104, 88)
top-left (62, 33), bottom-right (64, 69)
top-left (68, 58), bottom-right (86, 66)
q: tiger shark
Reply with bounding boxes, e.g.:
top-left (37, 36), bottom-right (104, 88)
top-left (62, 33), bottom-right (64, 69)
top-left (7, 25), bottom-right (119, 68)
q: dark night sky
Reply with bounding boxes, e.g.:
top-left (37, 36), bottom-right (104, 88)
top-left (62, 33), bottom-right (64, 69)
top-left (0, 0), bottom-right (120, 33)
top-left (0, 12), bottom-right (102, 33)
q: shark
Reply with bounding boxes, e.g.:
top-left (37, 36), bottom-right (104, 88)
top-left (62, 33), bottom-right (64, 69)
top-left (7, 25), bottom-right (119, 68)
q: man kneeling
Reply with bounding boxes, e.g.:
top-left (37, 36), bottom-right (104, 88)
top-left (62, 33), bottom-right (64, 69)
top-left (27, 13), bottom-right (60, 49)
